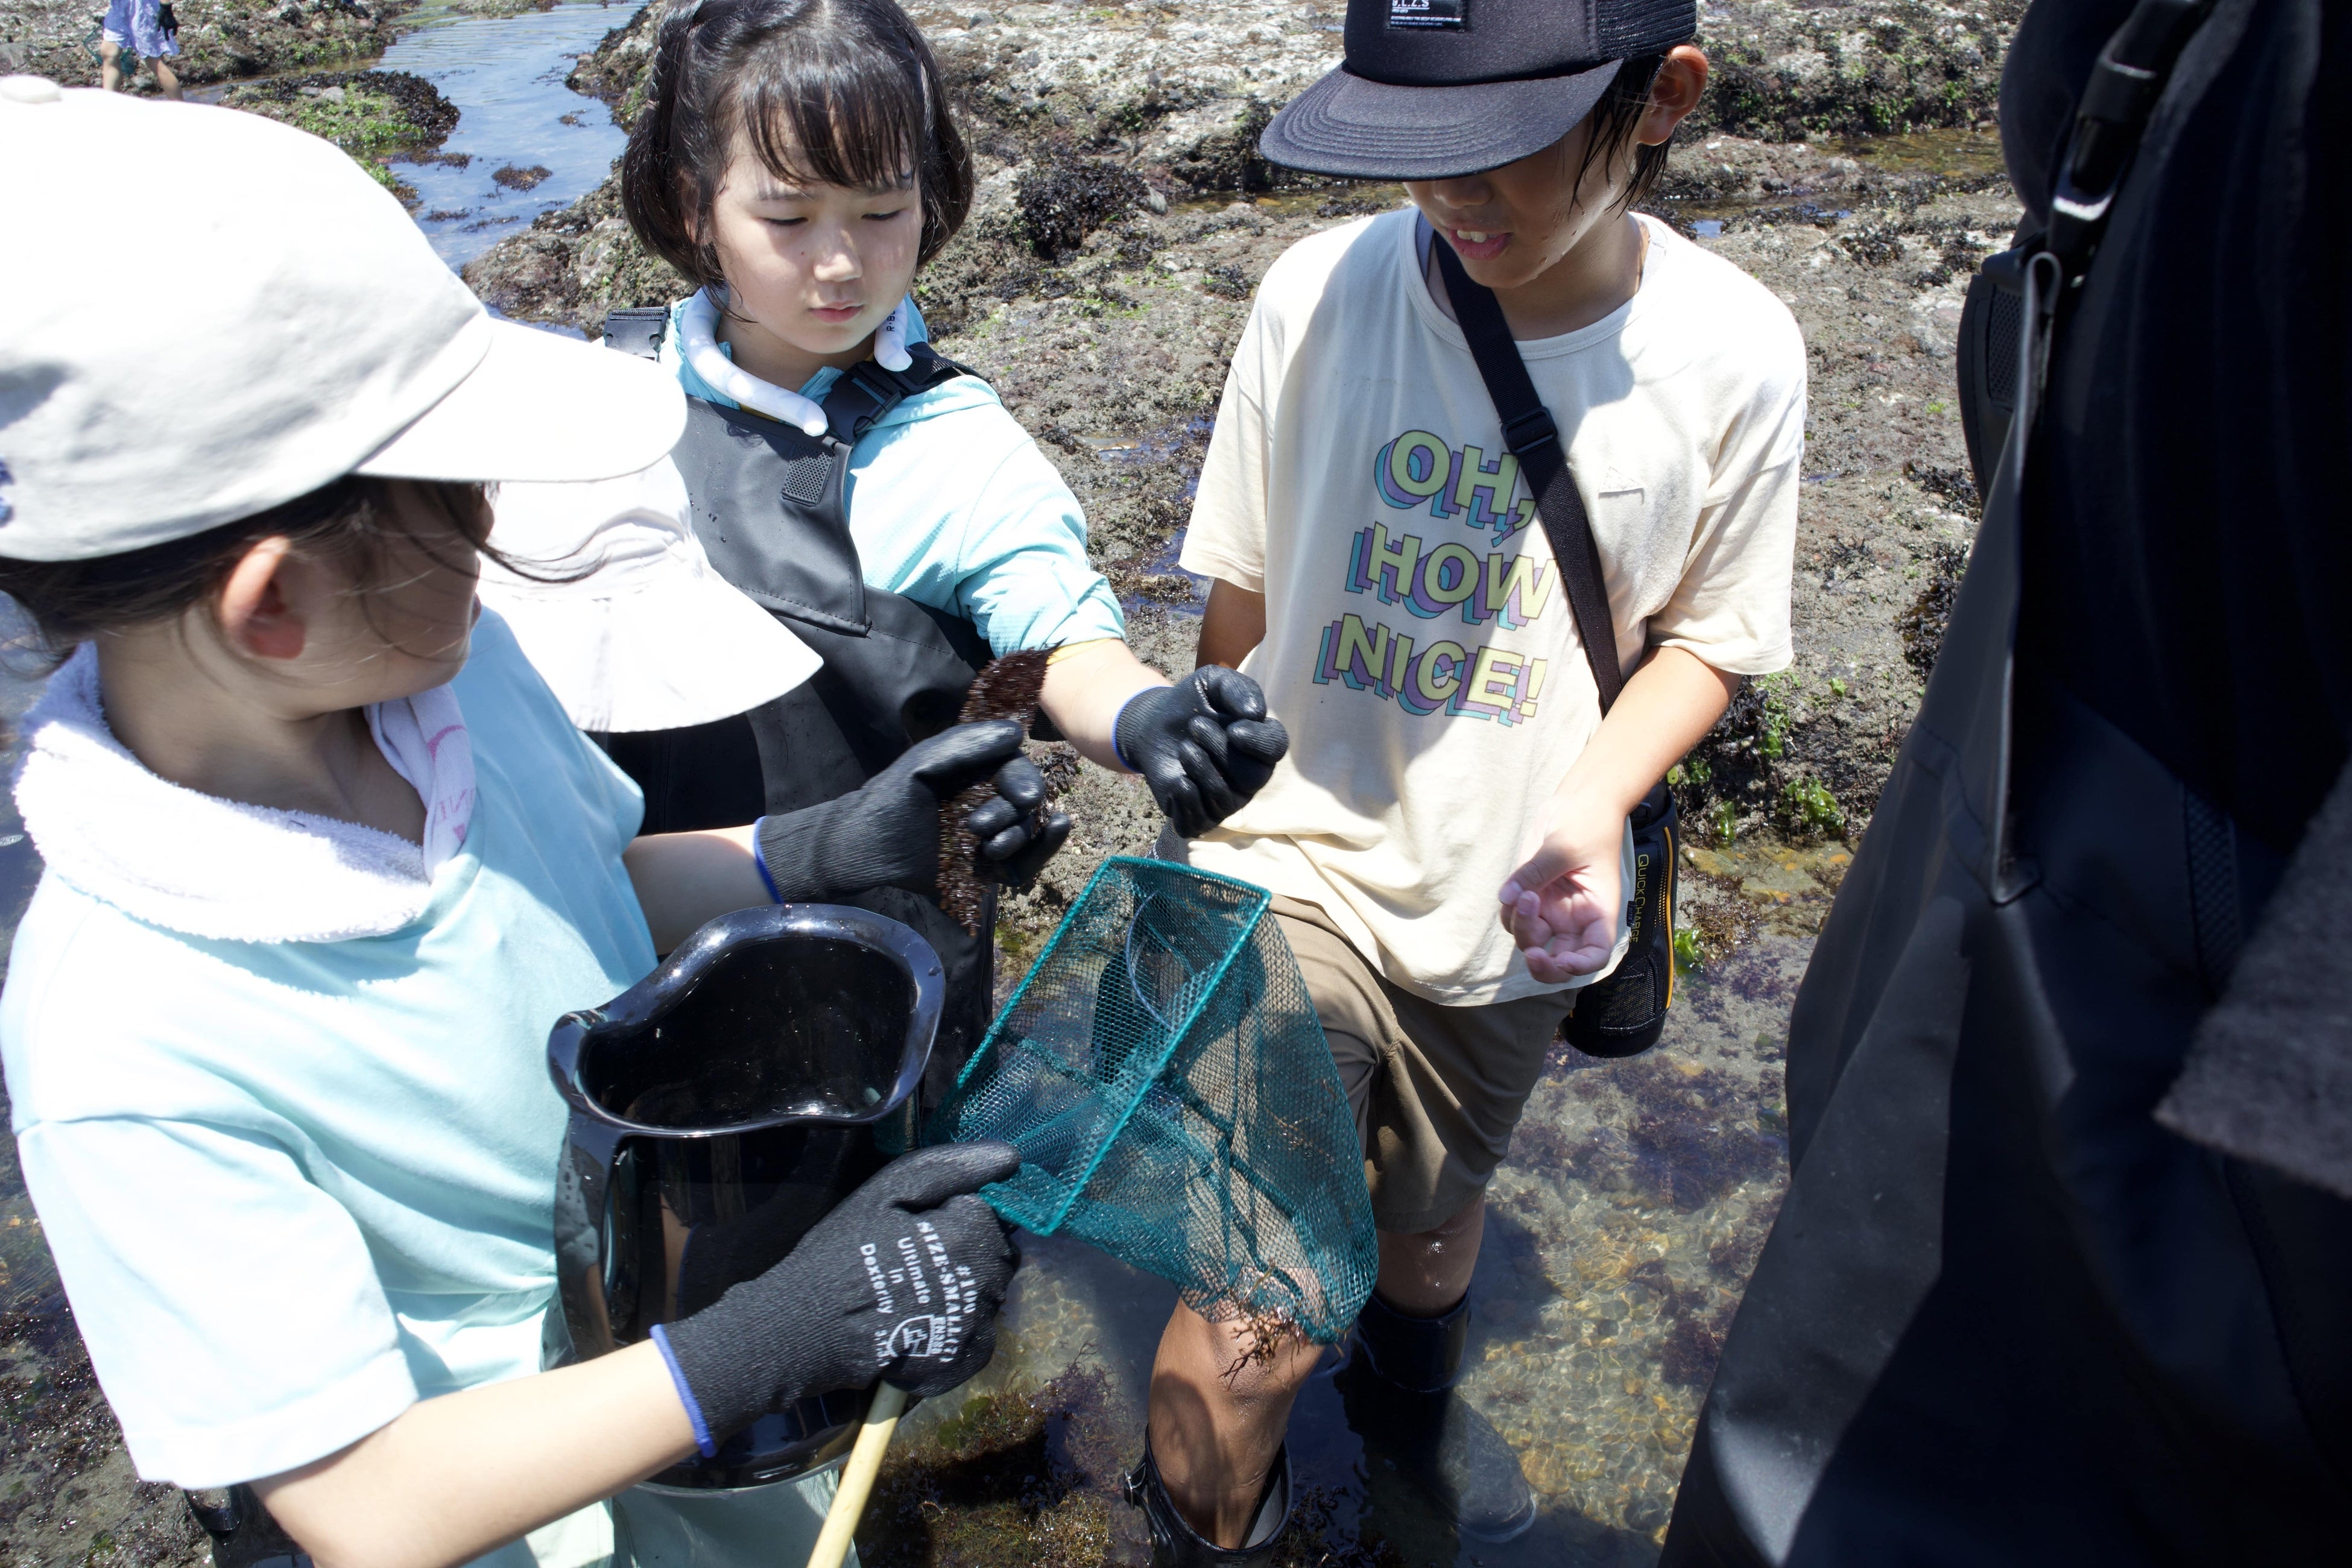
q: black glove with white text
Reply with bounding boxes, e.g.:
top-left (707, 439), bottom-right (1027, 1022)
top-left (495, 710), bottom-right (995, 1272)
top-left (1114, 667), bottom-right (1291, 839)
top-left (751, 721), bottom-right (1068, 900)
top-left (654, 1141), bottom-right (1022, 1449)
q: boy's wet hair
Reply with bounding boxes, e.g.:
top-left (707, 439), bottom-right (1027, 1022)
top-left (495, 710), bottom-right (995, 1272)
top-left (1577, 52), bottom-right (1675, 213)
top-left (622, 0), bottom-right (974, 292)
top-left (0, 478), bottom-right (495, 666)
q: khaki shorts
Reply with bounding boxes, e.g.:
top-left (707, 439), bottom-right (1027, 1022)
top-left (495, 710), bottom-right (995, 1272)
top-left (1270, 894), bottom-right (1566, 1234)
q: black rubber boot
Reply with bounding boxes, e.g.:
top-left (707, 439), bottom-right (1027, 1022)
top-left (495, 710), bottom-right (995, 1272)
top-left (1122, 1438), bottom-right (1294, 1567)
top-left (1340, 1292), bottom-right (1536, 1543)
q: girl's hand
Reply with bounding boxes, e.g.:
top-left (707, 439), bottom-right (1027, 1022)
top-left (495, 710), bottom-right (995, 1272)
top-left (1113, 666), bottom-right (1291, 838)
top-left (658, 1142), bottom-right (1023, 1443)
top-left (753, 721), bottom-right (1042, 900)
top-left (1499, 799), bottom-right (1625, 984)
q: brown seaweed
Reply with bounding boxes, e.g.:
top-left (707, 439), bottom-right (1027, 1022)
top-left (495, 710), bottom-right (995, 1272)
top-left (1216, 1297), bottom-right (1305, 1385)
top-left (938, 648), bottom-right (1056, 935)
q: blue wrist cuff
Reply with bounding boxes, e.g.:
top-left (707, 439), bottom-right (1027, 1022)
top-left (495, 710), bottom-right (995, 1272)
top-left (748, 818), bottom-right (784, 904)
top-left (649, 1323), bottom-right (719, 1458)
top-left (1110, 691), bottom-right (1150, 771)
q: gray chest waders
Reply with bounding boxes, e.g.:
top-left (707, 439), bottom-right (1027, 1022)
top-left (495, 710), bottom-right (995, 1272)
top-left (599, 311), bottom-right (1006, 1114)
top-left (1663, 2), bottom-right (2352, 1560)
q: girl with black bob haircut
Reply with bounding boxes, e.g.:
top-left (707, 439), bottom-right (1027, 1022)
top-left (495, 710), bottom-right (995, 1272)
top-left (484, 0), bottom-right (1293, 1108)
top-left (621, 0), bottom-right (973, 284)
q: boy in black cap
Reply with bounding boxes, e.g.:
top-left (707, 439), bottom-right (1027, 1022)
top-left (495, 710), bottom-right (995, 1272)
top-left (1128, 0), bottom-right (1805, 1560)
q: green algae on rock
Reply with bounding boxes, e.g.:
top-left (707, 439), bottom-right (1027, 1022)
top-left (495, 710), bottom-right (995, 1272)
top-left (221, 68), bottom-right (457, 198)
top-left (1691, 0), bottom-right (2028, 141)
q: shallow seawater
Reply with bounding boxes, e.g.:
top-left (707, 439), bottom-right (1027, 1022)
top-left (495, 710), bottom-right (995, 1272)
top-left (1660, 126), bottom-right (2008, 236)
top-left (380, 0), bottom-right (642, 268)
top-left (1839, 127), bottom-right (2007, 180)
top-left (874, 934), bottom-right (1807, 1565)
top-left (181, 2), bottom-right (639, 273)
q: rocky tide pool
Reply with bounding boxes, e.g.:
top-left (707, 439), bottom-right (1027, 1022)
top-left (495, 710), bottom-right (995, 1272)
top-left (863, 932), bottom-right (1819, 1566)
top-left (0, 0), bottom-right (2025, 1557)
top-left (379, 0), bottom-right (640, 268)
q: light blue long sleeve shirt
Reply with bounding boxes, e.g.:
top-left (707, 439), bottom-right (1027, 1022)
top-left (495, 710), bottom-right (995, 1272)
top-left (662, 297), bottom-right (1127, 657)
top-left (1, 613), bottom-right (654, 1504)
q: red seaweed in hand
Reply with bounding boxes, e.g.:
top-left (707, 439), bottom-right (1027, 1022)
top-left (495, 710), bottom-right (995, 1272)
top-left (938, 648), bottom-right (1055, 935)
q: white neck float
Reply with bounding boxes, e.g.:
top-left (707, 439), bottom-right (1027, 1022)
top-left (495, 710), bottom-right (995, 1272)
top-left (677, 289), bottom-right (915, 439)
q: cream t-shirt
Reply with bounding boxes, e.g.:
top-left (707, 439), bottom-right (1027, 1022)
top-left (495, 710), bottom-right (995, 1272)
top-left (1179, 208), bottom-right (1804, 1005)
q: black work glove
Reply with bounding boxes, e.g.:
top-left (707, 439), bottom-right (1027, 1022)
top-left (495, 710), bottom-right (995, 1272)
top-left (1114, 667), bottom-right (1291, 838)
top-left (656, 1141), bottom-right (1022, 1448)
top-left (752, 721), bottom-right (1066, 900)
top-left (966, 756), bottom-right (1072, 891)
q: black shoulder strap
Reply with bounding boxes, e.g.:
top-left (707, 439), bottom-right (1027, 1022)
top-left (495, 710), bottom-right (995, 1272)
top-left (2043, 0), bottom-right (2215, 285)
top-left (818, 340), bottom-right (975, 446)
top-left (1429, 239), bottom-right (1625, 712)
top-left (602, 306), bottom-right (671, 360)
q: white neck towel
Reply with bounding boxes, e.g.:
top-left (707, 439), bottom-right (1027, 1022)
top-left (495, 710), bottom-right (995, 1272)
top-left (14, 644), bottom-right (478, 943)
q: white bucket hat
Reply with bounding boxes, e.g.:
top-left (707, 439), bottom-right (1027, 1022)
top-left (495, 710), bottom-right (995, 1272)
top-left (481, 463), bottom-right (821, 732)
top-left (0, 77), bottom-right (685, 558)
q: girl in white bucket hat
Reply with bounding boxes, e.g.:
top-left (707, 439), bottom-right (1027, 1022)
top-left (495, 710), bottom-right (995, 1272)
top-left (0, 77), bottom-right (1047, 1566)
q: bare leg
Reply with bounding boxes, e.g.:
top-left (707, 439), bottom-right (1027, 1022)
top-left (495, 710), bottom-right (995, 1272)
top-left (1144, 1196), bottom-right (1488, 1547)
top-left (153, 57), bottom-right (182, 101)
top-left (1147, 1301), bottom-right (1318, 1548)
top-left (100, 38), bottom-right (124, 92)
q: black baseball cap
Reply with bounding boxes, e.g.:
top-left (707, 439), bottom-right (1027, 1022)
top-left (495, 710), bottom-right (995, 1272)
top-left (1260, 0), bottom-right (1697, 181)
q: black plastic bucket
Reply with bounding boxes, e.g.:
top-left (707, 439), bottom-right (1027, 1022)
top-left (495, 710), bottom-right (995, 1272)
top-left (548, 904), bottom-right (943, 1489)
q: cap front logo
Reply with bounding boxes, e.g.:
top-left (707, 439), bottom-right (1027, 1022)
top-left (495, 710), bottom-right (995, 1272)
top-left (1388, 0), bottom-right (1467, 28)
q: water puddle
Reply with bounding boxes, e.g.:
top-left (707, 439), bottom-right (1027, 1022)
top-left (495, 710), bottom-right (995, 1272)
top-left (182, 2), bottom-right (639, 269)
top-left (1684, 838), bottom-right (1853, 931)
top-left (1166, 183), bottom-right (1409, 226)
top-left (1663, 127), bottom-right (2007, 236)
top-left (1119, 528), bottom-right (1208, 618)
top-left (1839, 127), bottom-right (2006, 180)
top-left (378, 0), bottom-right (642, 267)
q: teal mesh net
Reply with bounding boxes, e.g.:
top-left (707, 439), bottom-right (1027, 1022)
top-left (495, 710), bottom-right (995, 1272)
top-left (927, 857), bottom-right (1377, 1345)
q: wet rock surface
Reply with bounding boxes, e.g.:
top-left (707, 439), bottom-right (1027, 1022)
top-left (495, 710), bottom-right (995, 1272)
top-left (1, 0), bottom-right (418, 89)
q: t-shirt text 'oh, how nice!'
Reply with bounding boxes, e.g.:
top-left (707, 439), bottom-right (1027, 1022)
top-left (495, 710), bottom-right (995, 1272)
top-left (1312, 428), bottom-right (1554, 726)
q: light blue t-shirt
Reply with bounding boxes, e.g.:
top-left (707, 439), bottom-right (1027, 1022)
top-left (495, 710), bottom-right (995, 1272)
top-left (662, 296), bottom-right (1127, 657)
top-left (0, 613), bottom-right (657, 1491)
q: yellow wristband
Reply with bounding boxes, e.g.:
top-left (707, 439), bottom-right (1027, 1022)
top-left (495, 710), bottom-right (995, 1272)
top-left (1045, 637), bottom-right (1125, 665)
